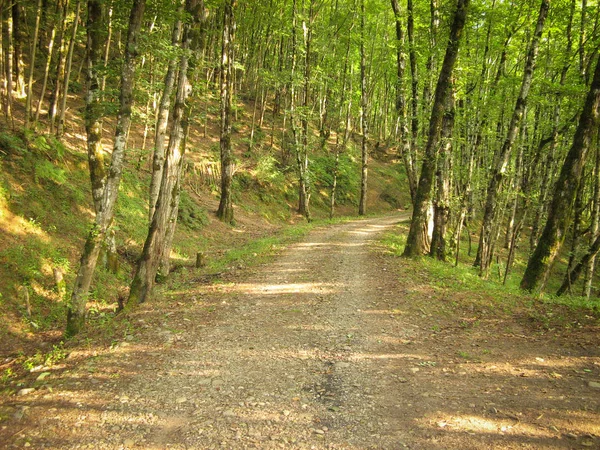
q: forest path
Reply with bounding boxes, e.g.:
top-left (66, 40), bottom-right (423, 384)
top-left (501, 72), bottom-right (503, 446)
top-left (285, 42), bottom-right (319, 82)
top-left (2, 214), bottom-right (599, 449)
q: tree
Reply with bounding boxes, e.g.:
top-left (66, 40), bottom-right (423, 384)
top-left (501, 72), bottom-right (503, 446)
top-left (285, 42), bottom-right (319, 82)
top-left (128, 0), bottom-right (204, 306)
top-left (66, 0), bottom-right (146, 337)
top-left (475, 0), bottom-right (549, 277)
top-left (403, 0), bottom-right (469, 257)
top-left (521, 52), bottom-right (600, 293)
top-left (217, 0), bottom-right (236, 224)
top-left (358, 0), bottom-right (368, 216)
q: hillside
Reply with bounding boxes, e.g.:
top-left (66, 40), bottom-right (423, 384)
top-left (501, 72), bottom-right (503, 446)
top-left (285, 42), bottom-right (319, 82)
top-left (0, 84), bottom-right (408, 372)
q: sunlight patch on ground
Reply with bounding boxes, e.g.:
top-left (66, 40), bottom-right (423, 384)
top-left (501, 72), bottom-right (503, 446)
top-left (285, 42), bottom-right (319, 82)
top-left (428, 414), bottom-right (555, 438)
top-left (296, 242), bottom-right (363, 248)
top-left (350, 352), bottom-right (424, 361)
top-left (230, 282), bottom-right (338, 296)
top-left (285, 323), bottom-right (334, 332)
top-left (361, 309), bottom-right (406, 316)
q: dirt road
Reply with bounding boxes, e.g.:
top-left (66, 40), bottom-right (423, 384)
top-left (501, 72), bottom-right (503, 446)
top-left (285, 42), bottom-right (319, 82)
top-left (2, 214), bottom-right (599, 449)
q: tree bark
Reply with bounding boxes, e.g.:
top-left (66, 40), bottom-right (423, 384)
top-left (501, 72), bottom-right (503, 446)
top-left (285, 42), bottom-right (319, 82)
top-left (390, 0), bottom-right (416, 204)
top-left (583, 141), bottom-right (600, 297)
top-left (66, 0), bottom-right (146, 337)
top-left (358, 0), bottom-right (368, 216)
top-left (406, 0), bottom-right (419, 157)
top-left (476, 0), bottom-right (549, 277)
top-left (25, 0), bottom-right (43, 129)
top-left (149, 6), bottom-right (183, 223)
top-left (430, 84), bottom-right (455, 261)
top-left (403, 0), bottom-right (469, 257)
top-left (521, 53), bottom-right (600, 293)
top-left (57, 0), bottom-right (81, 137)
top-left (85, 0), bottom-right (106, 215)
top-left (12, 0), bottom-right (25, 98)
top-left (217, 0), bottom-right (236, 223)
top-left (128, 0), bottom-right (202, 306)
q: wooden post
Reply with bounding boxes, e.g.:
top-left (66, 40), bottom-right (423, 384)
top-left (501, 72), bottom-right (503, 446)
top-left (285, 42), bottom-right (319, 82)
top-left (196, 252), bottom-right (206, 268)
top-left (53, 268), bottom-right (66, 299)
top-left (19, 286), bottom-right (31, 317)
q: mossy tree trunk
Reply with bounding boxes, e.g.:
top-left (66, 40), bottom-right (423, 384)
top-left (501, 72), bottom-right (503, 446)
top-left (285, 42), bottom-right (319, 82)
top-left (358, 0), bottom-right (368, 217)
top-left (66, 0), bottom-right (146, 337)
top-left (475, 0), bottom-right (548, 277)
top-left (403, 0), bottom-right (469, 257)
top-left (430, 84), bottom-right (455, 261)
top-left (390, 0), bottom-right (416, 205)
top-left (128, 0), bottom-right (203, 306)
top-left (521, 53), bottom-right (600, 293)
top-left (217, 0), bottom-right (236, 224)
top-left (149, 5), bottom-right (183, 223)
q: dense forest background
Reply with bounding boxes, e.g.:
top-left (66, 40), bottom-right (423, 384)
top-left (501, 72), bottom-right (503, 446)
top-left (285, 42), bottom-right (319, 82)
top-left (1, 0), bottom-right (600, 354)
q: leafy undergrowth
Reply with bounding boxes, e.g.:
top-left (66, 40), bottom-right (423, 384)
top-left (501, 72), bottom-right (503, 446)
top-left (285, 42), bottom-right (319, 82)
top-left (380, 222), bottom-right (600, 338)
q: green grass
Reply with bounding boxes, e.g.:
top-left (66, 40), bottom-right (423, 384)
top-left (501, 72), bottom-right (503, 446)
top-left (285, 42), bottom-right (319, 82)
top-left (380, 224), bottom-right (600, 330)
top-left (205, 222), bottom-right (316, 274)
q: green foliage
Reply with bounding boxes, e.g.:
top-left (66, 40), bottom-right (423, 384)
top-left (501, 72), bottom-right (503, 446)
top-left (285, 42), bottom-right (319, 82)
top-left (34, 160), bottom-right (67, 185)
top-left (0, 131), bottom-right (26, 155)
top-left (312, 152), bottom-right (360, 206)
top-left (254, 154), bottom-right (284, 186)
top-left (178, 190), bottom-right (209, 231)
top-left (22, 342), bottom-right (67, 371)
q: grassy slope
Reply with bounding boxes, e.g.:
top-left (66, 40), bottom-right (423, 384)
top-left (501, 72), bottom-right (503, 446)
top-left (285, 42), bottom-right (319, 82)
top-left (0, 93), bottom-right (409, 381)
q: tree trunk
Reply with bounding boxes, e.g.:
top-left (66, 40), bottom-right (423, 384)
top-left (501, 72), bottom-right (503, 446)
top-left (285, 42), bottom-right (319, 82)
top-left (48, 0), bottom-right (68, 134)
top-left (430, 84), bottom-right (455, 261)
top-left (583, 140), bottom-right (600, 297)
top-left (521, 53), bottom-right (600, 293)
top-left (390, 0), bottom-right (416, 204)
top-left (128, 0), bottom-right (201, 306)
top-left (476, 0), bottom-right (549, 277)
top-left (149, 7), bottom-right (183, 223)
top-left (25, 0), bottom-right (43, 129)
top-left (406, 0), bottom-right (419, 157)
top-left (2, 3), bottom-right (14, 126)
top-left (217, 0), bottom-right (236, 223)
top-left (66, 0), bottom-right (146, 337)
top-left (85, 0), bottom-right (106, 215)
top-left (12, 1), bottom-right (25, 98)
top-left (57, 0), bottom-right (81, 137)
top-left (557, 231), bottom-right (600, 296)
top-left (403, 0), bottom-right (469, 257)
top-left (34, 5), bottom-right (57, 126)
top-left (358, 0), bottom-right (368, 216)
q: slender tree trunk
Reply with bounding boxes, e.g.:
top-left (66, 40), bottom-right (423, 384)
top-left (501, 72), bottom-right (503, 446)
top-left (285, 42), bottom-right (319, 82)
top-left (557, 231), bottom-right (600, 296)
top-left (85, 0), bottom-right (106, 214)
top-left (297, 0), bottom-right (313, 221)
top-left (2, 3), bottom-right (14, 126)
top-left (34, 6), bottom-right (57, 126)
top-left (358, 0), bottom-right (368, 216)
top-left (583, 140), bottom-right (600, 297)
top-left (25, 0), bottom-right (43, 129)
top-left (128, 0), bottom-right (201, 306)
top-left (406, 0), bottom-right (419, 157)
top-left (403, 0), bottom-right (469, 257)
top-left (521, 53), bottom-right (600, 293)
top-left (66, 0), bottom-right (146, 337)
top-left (217, 0), bottom-right (236, 223)
top-left (12, 1), bottom-right (25, 98)
top-left (57, 0), bottom-right (81, 137)
top-left (390, 0), bottom-right (416, 204)
top-left (48, 0), bottom-right (68, 133)
top-left (430, 84), bottom-right (455, 260)
top-left (149, 7), bottom-right (183, 223)
top-left (476, 0), bottom-right (549, 277)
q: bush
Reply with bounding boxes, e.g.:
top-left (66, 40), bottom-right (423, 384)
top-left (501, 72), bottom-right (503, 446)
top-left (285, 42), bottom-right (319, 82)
top-left (178, 190), bottom-right (208, 231)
